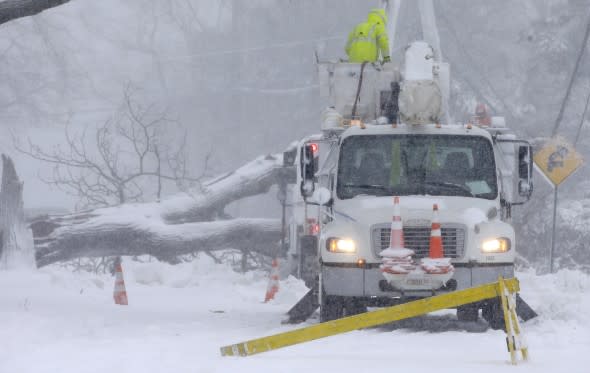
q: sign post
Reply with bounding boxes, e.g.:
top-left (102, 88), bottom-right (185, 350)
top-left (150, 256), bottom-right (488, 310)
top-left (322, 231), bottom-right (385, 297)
top-left (533, 137), bottom-right (583, 273)
top-left (549, 186), bottom-right (558, 274)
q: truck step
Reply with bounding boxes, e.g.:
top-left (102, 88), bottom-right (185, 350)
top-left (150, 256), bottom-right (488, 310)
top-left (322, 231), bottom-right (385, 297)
top-left (515, 294), bottom-right (538, 321)
top-left (284, 284), bottom-right (319, 324)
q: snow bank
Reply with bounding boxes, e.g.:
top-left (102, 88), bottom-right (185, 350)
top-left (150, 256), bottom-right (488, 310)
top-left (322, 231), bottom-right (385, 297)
top-left (519, 268), bottom-right (590, 323)
top-left (1, 258), bottom-right (590, 372)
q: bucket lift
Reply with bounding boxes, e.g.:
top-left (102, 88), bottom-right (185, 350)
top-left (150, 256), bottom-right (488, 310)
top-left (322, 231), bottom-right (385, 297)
top-left (318, 0), bottom-right (450, 128)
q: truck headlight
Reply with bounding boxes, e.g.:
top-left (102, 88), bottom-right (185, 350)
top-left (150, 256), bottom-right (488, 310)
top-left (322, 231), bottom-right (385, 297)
top-left (326, 238), bottom-right (356, 253)
top-left (481, 238), bottom-right (511, 253)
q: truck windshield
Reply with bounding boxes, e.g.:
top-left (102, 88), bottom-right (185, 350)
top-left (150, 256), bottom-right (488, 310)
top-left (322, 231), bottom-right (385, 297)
top-left (337, 135), bottom-right (497, 200)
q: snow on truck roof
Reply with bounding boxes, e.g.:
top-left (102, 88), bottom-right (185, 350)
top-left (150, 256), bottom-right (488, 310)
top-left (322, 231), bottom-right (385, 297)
top-left (338, 123), bottom-right (494, 140)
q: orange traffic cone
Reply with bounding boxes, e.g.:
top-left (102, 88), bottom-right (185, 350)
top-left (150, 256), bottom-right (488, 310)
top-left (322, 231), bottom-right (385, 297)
top-left (380, 196), bottom-right (415, 274)
top-left (420, 204), bottom-right (453, 275)
top-left (113, 257), bottom-right (128, 306)
top-left (389, 196), bottom-right (404, 249)
top-left (264, 258), bottom-right (279, 302)
top-left (429, 204), bottom-right (444, 259)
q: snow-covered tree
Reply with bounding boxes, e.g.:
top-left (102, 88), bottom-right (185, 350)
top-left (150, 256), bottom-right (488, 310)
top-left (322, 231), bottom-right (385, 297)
top-left (16, 86), bottom-right (200, 210)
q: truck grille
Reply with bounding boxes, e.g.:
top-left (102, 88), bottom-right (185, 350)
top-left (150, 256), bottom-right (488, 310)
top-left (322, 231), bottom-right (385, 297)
top-left (371, 223), bottom-right (466, 259)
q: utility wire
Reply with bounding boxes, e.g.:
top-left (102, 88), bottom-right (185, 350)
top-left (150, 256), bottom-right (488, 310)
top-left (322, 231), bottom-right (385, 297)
top-left (161, 36), bottom-right (344, 62)
top-left (551, 10), bottom-right (590, 137)
top-left (574, 83), bottom-right (590, 146)
top-left (436, 6), bottom-right (534, 139)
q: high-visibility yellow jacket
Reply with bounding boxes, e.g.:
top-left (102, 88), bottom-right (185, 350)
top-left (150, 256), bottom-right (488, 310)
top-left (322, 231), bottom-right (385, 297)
top-left (345, 9), bottom-right (390, 63)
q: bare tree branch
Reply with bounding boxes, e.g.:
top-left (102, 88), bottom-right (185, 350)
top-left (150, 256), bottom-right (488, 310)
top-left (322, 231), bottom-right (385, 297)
top-left (16, 86), bottom-right (203, 209)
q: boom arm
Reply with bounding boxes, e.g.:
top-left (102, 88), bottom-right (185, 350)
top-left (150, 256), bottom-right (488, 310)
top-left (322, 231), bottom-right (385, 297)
top-left (381, 0), bottom-right (441, 61)
top-left (418, 0), bottom-right (443, 62)
top-left (381, 0), bottom-right (402, 57)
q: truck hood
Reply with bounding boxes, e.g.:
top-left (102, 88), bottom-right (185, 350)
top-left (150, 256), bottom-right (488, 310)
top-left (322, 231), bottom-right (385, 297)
top-left (333, 195), bottom-right (497, 228)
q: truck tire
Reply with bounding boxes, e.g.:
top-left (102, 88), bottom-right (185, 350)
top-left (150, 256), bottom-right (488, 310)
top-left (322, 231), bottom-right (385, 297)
top-left (482, 299), bottom-right (506, 330)
top-left (456, 304), bottom-right (479, 322)
top-left (320, 293), bottom-right (345, 322)
top-left (320, 292), bottom-right (367, 322)
top-left (343, 298), bottom-right (367, 317)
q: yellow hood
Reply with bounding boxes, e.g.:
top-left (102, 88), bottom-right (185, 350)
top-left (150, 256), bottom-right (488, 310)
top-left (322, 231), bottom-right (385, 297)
top-left (367, 8), bottom-right (387, 25)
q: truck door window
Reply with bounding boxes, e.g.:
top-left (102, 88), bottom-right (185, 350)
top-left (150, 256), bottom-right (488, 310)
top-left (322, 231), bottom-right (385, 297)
top-left (337, 135), bottom-right (497, 200)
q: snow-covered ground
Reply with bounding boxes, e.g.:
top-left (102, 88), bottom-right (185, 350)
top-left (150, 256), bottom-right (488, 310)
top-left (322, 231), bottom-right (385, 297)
top-left (1, 257), bottom-right (589, 373)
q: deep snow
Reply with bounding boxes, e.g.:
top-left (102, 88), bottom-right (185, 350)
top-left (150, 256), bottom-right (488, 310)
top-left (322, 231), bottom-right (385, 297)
top-left (1, 257), bottom-right (589, 373)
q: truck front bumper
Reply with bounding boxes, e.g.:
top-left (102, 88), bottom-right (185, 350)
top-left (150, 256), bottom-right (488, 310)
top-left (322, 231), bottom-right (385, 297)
top-left (321, 262), bottom-right (514, 298)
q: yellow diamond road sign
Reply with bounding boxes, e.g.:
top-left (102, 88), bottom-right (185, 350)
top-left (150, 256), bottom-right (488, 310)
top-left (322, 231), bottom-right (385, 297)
top-left (534, 137), bottom-right (583, 186)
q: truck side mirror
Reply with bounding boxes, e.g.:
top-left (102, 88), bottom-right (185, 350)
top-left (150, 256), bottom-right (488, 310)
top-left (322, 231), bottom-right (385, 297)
top-left (517, 145), bottom-right (533, 199)
top-left (309, 187), bottom-right (332, 206)
top-left (497, 138), bottom-right (533, 206)
top-left (300, 144), bottom-right (316, 198)
top-left (518, 179), bottom-right (531, 196)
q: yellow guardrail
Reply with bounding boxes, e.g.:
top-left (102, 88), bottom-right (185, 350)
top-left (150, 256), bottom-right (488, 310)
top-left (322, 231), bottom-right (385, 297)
top-left (221, 277), bottom-right (526, 364)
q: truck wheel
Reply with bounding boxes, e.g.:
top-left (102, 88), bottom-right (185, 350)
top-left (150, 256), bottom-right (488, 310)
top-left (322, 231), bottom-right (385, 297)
top-left (456, 304), bottom-right (479, 322)
top-left (320, 293), bottom-right (345, 322)
top-left (482, 299), bottom-right (506, 330)
top-left (343, 298), bottom-right (367, 317)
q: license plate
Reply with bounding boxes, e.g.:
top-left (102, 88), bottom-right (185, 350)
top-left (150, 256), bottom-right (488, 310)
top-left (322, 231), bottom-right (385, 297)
top-left (405, 278), bottom-right (430, 286)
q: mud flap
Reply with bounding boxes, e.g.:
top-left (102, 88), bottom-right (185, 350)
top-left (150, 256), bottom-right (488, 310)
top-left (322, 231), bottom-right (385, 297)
top-left (515, 293), bottom-right (538, 321)
top-left (284, 283), bottom-right (319, 324)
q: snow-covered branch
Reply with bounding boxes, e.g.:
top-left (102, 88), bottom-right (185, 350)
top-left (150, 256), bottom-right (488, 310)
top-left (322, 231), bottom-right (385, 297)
top-left (161, 153), bottom-right (285, 223)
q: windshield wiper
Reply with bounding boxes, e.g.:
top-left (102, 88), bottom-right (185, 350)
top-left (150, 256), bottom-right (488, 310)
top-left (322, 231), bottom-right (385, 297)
top-left (423, 181), bottom-right (473, 197)
top-left (341, 184), bottom-right (393, 195)
top-left (342, 183), bottom-right (390, 190)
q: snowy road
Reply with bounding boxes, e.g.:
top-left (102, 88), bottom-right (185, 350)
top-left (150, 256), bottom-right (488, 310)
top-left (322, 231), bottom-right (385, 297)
top-left (1, 258), bottom-right (589, 373)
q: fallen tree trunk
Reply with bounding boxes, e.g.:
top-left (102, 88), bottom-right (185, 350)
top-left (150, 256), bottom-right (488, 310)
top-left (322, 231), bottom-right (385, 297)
top-left (29, 149), bottom-right (295, 267)
top-left (34, 217), bottom-right (280, 267)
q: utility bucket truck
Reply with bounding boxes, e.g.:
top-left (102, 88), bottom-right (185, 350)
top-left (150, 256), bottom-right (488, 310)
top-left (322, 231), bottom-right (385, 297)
top-left (283, 2), bottom-right (535, 328)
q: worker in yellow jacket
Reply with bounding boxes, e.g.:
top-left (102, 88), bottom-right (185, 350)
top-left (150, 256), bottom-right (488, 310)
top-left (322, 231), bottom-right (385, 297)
top-left (345, 8), bottom-right (391, 63)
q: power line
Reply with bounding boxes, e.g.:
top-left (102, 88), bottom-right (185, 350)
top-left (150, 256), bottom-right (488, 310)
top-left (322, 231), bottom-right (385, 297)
top-left (161, 36), bottom-right (344, 62)
top-left (551, 9), bottom-right (590, 137)
top-left (436, 6), bottom-right (534, 139)
top-left (574, 83), bottom-right (590, 146)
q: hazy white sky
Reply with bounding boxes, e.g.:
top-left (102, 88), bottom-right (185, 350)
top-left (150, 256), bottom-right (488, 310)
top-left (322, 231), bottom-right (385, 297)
top-left (2, 0), bottom-right (589, 214)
